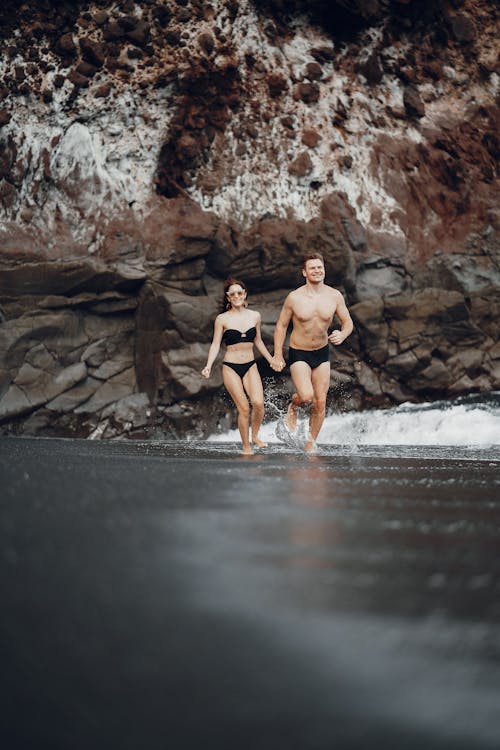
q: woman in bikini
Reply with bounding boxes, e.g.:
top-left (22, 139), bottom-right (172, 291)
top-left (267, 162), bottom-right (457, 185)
top-left (201, 278), bottom-right (275, 455)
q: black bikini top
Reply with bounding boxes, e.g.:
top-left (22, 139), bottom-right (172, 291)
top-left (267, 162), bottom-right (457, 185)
top-left (222, 326), bottom-right (257, 346)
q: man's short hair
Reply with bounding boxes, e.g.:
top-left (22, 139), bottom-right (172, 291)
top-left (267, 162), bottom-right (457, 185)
top-left (302, 253), bottom-right (324, 268)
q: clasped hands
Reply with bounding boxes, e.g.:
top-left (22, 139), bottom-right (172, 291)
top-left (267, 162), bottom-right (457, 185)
top-left (270, 356), bottom-right (285, 372)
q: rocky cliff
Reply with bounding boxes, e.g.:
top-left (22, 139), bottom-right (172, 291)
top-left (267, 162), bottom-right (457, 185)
top-left (0, 0), bottom-right (498, 439)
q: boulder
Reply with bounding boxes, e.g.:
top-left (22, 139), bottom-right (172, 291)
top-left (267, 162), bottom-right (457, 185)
top-left (407, 358), bottom-right (452, 392)
top-left (385, 350), bottom-right (419, 376)
top-left (0, 260), bottom-right (146, 296)
top-left (350, 296), bottom-right (389, 364)
top-left (356, 263), bottom-right (406, 298)
top-left (102, 393), bottom-right (150, 427)
top-left (160, 342), bottom-right (218, 401)
top-left (74, 367), bottom-right (136, 413)
top-left (0, 362), bottom-right (87, 420)
top-left (356, 362), bottom-right (383, 397)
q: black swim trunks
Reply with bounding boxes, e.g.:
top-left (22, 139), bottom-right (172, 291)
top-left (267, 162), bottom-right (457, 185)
top-left (288, 343), bottom-right (330, 369)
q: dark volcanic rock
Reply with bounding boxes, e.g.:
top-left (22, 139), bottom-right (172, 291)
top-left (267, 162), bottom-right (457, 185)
top-left (56, 32), bottom-right (77, 59)
top-left (449, 13), bottom-right (476, 43)
top-left (0, 0), bottom-right (498, 439)
top-left (403, 85), bottom-right (425, 118)
top-left (0, 259), bottom-right (146, 297)
top-left (357, 52), bottom-right (383, 84)
top-left (79, 37), bottom-right (105, 68)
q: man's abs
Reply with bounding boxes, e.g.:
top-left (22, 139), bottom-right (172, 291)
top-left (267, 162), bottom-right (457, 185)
top-left (289, 321), bottom-right (330, 350)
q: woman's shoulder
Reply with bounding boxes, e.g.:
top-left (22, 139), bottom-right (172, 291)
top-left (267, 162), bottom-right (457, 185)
top-left (243, 311), bottom-right (260, 329)
top-left (214, 311), bottom-right (230, 329)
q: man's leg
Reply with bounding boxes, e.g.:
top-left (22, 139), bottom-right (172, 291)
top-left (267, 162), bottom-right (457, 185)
top-left (286, 362), bottom-right (314, 432)
top-left (306, 362), bottom-right (330, 451)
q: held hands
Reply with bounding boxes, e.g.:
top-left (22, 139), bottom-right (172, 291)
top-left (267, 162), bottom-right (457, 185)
top-left (328, 330), bottom-right (345, 346)
top-left (270, 355), bottom-right (285, 372)
top-left (201, 365), bottom-right (211, 379)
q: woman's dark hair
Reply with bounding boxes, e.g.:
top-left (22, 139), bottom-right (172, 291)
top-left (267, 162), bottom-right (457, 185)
top-left (221, 277), bottom-right (248, 311)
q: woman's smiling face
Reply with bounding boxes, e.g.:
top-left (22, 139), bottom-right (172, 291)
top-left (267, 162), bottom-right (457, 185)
top-left (227, 284), bottom-right (247, 306)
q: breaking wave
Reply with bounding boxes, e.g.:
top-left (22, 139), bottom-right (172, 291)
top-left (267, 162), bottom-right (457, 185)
top-left (209, 393), bottom-right (500, 446)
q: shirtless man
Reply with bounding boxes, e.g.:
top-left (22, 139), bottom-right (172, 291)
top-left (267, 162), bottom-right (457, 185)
top-left (273, 253), bottom-right (353, 452)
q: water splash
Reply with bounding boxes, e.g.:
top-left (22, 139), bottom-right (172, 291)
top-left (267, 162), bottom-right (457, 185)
top-left (209, 393), bottom-right (500, 446)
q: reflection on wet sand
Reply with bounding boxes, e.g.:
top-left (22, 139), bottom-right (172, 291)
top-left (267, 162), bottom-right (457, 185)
top-left (281, 456), bottom-right (343, 570)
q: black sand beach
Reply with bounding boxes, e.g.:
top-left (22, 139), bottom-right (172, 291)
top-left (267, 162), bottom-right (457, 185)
top-left (1, 436), bottom-right (499, 749)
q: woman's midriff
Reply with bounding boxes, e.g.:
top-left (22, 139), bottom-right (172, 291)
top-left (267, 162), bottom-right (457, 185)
top-left (224, 342), bottom-right (255, 363)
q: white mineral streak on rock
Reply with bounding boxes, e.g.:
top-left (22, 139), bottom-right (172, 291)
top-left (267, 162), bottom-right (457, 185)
top-left (190, 1), bottom-right (413, 232)
top-left (0, 44), bottom-right (174, 248)
top-left (0, 0), bottom-right (497, 241)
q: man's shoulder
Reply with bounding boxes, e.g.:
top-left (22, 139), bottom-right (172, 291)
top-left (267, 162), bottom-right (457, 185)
top-left (285, 288), bottom-right (302, 304)
top-left (287, 287), bottom-right (309, 307)
top-left (322, 285), bottom-right (343, 299)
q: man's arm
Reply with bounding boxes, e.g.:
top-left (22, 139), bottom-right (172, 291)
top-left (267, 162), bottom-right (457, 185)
top-left (253, 313), bottom-right (274, 365)
top-left (273, 294), bottom-right (293, 368)
top-left (328, 291), bottom-right (353, 345)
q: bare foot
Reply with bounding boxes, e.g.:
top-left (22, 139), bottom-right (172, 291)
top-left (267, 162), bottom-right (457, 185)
top-left (304, 439), bottom-right (318, 454)
top-left (253, 436), bottom-right (268, 449)
top-left (284, 403), bottom-right (298, 433)
top-left (240, 446), bottom-right (254, 456)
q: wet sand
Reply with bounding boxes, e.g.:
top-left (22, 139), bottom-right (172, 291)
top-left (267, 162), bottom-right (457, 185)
top-left (1, 436), bottom-right (499, 749)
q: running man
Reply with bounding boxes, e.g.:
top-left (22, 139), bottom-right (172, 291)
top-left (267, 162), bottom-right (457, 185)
top-left (273, 253), bottom-right (354, 452)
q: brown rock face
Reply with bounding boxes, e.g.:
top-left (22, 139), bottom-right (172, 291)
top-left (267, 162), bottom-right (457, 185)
top-left (156, 63), bottom-right (241, 198)
top-left (0, 0), bottom-right (498, 440)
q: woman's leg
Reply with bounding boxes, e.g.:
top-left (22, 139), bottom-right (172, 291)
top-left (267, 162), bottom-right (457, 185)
top-left (223, 366), bottom-right (253, 454)
top-left (242, 364), bottom-right (267, 448)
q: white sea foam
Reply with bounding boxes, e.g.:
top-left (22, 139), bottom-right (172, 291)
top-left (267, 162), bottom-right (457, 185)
top-left (209, 395), bottom-right (500, 446)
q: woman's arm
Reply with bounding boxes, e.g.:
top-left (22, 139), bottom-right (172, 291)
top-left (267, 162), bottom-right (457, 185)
top-left (201, 316), bottom-right (224, 378)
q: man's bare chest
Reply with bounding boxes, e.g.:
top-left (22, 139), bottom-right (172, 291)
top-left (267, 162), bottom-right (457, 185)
top-left (293, 295), bottom-right (336, 325)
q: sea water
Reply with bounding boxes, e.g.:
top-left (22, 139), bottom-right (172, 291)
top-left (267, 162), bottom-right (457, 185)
top-left (209, 392), bottom-right (500, 449)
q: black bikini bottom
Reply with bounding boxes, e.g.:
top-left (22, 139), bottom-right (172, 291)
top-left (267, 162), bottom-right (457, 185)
top-left (223, 360), bottom-right (257, 379)
top-left (288, 344), bottom-right (330, 370)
